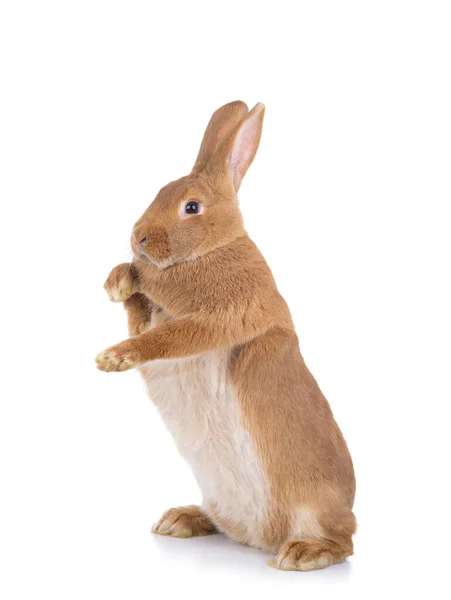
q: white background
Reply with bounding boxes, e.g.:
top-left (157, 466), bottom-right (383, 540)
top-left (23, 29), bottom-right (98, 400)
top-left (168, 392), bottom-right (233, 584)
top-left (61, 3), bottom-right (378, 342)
top-left (1, 1), bottom-right (450, 598)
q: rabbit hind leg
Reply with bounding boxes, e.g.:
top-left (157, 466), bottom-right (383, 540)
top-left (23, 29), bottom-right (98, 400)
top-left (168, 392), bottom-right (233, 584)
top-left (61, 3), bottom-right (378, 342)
top-left (152, 505), bottom-right (217, 538)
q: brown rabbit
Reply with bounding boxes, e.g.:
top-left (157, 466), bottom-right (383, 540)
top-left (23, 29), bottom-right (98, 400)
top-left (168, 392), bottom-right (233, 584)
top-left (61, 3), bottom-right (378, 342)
top-left (96, 101), bottom-right (356, 571)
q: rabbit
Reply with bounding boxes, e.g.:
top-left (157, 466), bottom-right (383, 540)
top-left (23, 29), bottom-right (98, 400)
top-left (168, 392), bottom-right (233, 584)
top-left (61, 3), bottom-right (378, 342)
top-left (96, 101), bottom-right (356, 571)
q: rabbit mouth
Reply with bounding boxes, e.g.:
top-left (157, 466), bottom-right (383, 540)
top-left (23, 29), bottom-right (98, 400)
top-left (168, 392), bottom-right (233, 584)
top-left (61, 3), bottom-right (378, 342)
top-left (133, 249), bottom-right (151, 264)
top-left (133, 248), bottom-right (176, 270)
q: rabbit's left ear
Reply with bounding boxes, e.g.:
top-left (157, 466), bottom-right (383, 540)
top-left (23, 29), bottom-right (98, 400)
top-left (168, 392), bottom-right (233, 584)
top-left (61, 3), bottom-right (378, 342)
top-left (207, 103), bottom-right (265, 192)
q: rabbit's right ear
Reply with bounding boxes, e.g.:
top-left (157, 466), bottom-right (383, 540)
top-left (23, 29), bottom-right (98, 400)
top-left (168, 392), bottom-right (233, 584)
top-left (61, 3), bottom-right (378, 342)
top-left (192, 101), bottom-right (249, 175)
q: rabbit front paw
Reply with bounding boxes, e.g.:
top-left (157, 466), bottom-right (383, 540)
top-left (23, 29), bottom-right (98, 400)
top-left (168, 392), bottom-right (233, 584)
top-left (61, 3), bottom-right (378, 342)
top-left (95, 341), bottom-right (139, 372)
top-left (104, 263), bottom-right (138, 302)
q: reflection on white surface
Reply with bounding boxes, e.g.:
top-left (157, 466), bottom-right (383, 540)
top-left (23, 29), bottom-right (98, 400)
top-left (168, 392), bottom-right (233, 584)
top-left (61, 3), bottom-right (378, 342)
top-left (151, 531), bottom-right (353, 583)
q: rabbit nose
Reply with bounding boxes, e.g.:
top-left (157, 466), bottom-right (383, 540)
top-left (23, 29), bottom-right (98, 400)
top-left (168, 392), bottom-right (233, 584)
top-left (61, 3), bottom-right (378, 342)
top-left (133, 225), bottom-right (150, 247)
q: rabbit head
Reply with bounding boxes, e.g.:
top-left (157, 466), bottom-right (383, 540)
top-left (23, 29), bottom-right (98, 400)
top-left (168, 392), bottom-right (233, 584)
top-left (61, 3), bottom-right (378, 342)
top-left (131, 101), bottom-right (265, 268)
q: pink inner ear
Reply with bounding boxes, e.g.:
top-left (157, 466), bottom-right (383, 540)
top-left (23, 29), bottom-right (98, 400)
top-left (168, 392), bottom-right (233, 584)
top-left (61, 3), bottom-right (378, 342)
top-left (228, 113), bottom-right (260, 187)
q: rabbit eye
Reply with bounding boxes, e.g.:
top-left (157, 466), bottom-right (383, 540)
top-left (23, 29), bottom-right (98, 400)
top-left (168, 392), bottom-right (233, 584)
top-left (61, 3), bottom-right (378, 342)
top-left (185, 201), bottom-right (200, 214)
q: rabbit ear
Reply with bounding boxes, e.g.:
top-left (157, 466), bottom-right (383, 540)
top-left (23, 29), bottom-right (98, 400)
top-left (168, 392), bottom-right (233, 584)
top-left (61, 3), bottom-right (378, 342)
top-left (192, 101), bottom-right (249, 175)
top-left (207, 103), bottom-right (265, 192)
top-left (227, 103), bottom-right (265, 191)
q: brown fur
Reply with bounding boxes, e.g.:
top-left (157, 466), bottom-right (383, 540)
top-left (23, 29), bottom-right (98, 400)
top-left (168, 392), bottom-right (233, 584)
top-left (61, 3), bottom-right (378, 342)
top-left (97, 101), bottom-right (356, 570)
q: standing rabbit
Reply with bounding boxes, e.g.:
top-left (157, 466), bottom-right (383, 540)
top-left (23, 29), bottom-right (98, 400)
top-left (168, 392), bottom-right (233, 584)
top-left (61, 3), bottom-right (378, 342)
top-left (96, 101), bottom-right (356, 571)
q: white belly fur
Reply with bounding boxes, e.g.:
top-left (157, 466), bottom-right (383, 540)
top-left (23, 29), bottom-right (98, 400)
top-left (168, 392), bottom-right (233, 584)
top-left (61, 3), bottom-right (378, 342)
top-left (140, 348), bottom-right (270, 545)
